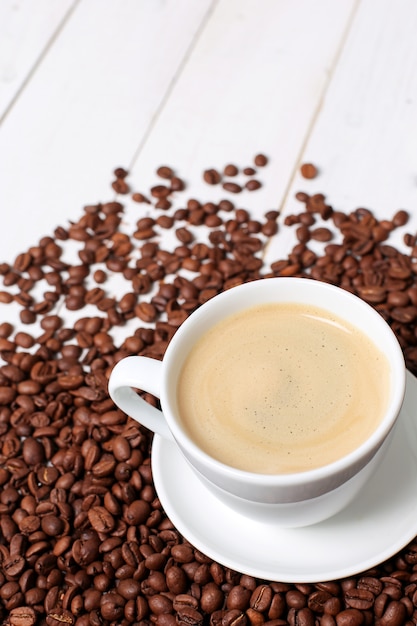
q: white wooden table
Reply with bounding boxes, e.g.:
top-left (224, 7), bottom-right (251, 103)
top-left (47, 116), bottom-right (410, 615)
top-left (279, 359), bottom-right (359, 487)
top-left (1, 0), bottom-right (417, 591)
top-left (2, 0), bottom-right (417, 265)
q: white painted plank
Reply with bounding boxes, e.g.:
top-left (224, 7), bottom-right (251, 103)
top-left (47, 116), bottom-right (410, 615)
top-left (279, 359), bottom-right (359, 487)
top-left (0, 0), bottom-right (214, 262)
top-left (266, 0), bottom-right (417, 265)
top-left (0, 0), bottom-right (76, 120)
top-left (128, 0), bottom-right (357, 219)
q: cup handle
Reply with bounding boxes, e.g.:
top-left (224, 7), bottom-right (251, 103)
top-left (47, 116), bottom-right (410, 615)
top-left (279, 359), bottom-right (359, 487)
top-left (108, 356), bottom-right (174, 440)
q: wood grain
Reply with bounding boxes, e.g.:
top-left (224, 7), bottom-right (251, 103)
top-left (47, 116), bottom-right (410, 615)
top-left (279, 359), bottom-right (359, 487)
top-left (0, 0), bottom-right (76, 120)
top-left (128, 0), bottom-right (357, 217)
top-left (0, 0), bottom-right (214, 260)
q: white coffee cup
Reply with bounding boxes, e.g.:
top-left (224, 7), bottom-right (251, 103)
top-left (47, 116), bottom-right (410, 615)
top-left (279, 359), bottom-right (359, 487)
top-left (108, 277), bottom-right (406, 527)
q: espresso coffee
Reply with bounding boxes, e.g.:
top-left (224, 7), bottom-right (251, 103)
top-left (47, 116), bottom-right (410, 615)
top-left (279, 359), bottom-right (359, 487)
top-left (177, 302), bottom-right (390, 474)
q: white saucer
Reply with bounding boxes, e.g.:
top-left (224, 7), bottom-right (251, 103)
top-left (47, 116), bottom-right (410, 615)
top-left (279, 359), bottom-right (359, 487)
top-left (152, 370), bottom-right (417, 583)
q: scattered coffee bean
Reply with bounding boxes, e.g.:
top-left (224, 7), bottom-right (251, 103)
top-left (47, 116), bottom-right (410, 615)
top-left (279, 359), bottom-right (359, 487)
top-left (245, 179), bottom-right (262, 191)
top-left (222, 182), bottom-right (242, 194)
top-left (0, 154), bottom-right (417, 626)
top-left (157, 165), bottom-right (174, 179)
top-left (113, 167), bottom-right (128, 179)
top-left (224, 164), bottom-right (239, 176)
top-left (171, 176), bottom-right (185, 191)
top-left (203, 169), bottom-right (222, 185)
top-left (300, 162), bottom-right (318, 179)
top-left (151, 184), bottom-right (171, 199)
top-left (112, 178), bottom-right (130, 194)
top-left (254, 154), bottom-right (268, 167)
top-left (132, 192), bottom-right (151, 204)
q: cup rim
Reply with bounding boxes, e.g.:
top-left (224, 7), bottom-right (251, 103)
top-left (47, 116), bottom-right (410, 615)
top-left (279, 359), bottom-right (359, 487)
top-left (161, 277), bottom-right (406, 488)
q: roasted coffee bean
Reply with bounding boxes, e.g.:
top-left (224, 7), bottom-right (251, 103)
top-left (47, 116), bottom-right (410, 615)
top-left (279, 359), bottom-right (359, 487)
top-left (357, 577), bottom-right (383, 596)
top-left (392, 209), bottom-right (409, 227)
top-left (224, 164), bottom-right (239, 176)
top-left (201, 582), bottom-right (225, 613)
top-left (156, 616), bottom-right (179, 626)
top-left (87, 507), bottom-right (115, 533)
top-left (222, 182), bottom-right (242, 194)
top-left (335, 609), bottom-right (364, 626)
top-left (132, 191), bottom-right (151, 203)
top-left (151, 184), bottom-right (171, 199)
top-left (170, 176), bottom-right (185, 191)
top-left (250, 585), bottom-right (273, 612)
top-left (117, 578), bottom-right (141, 600)
top-left (9, 606), bottom-right (37, 626)
top-left (176, 227), bottom-right (194, 244)
top-left (377, 600), bottom-right (407, 626)
top-left (245, 180), bottom-right (262, 191)
top-left (288, 607), bottom-right (315, 626)
top-left (157, 166), bottom-right (174, 179)
top-left (22, 438), bottom-right (45, 465)
top-left (227, 586), bottom-right (252, 610)
top-left (165, 565), bottom-right (188, 594)
top-left (124, 499), bottom-right (151, 525)
top-left (45, 608), bottom-right (76, 626)
top-left (300, 163), bottom-right (318, 179)
top-left (171, 543), bottom-right (194, 563)
top-left (41, 515), bottom-right (65, 537)
top-left (0, 291), bottom-right (14, 303)
top-left (310, 227), bottom-right (332, 242)
top-left (148, 594), bottom-right (173, 615)
top-left (0, 386), bottom-right (16, 404)
top-left (172, 594), bottom-right (199, 613)
top-left (307, 590), bottom-right (331, 613)
top-left (25, 587), bottom-right (46, 606)
top-left (177, 606), bottom-right (204, 626)
top-left (323, 598), bottom-right (342, 616)
top-left (344, 588), bottom-right (374, 610)
top-left (286, 590), bottom-right (307, 609)
top-left (254, 154), bottom-right (268, 166)
top-left (203, 169), bottom-right (222, 185)
top-left (222, 609), bottom-right (247, 626)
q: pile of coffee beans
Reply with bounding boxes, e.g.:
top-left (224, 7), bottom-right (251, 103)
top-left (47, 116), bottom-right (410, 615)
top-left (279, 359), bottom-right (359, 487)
top-left (1, 157), bottom-right (417, 626)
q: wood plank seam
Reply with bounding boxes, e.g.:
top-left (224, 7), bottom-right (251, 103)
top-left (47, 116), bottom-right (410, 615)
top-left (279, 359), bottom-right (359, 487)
top-left (127, 0), bottom-right (220, 171)
top-left (271, 0), bottom-right (362, 223)
top-left (0, 0), bottom-right (81, 126)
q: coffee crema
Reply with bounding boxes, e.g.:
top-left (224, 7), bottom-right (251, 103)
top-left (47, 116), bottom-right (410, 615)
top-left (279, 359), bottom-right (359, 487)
top-left (176, 302), bottom-right (390, 474)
